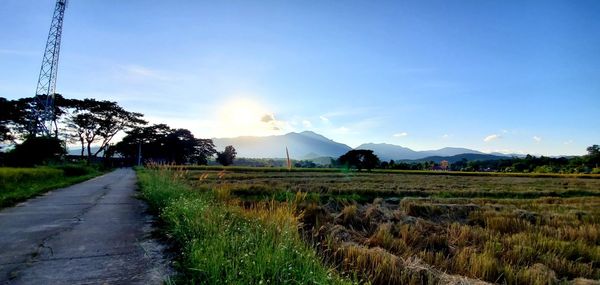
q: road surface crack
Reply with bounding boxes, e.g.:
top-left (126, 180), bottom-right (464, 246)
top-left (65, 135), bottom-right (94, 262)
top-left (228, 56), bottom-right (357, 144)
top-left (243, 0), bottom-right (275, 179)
top-left (5, 179), bottom-right (119, 281)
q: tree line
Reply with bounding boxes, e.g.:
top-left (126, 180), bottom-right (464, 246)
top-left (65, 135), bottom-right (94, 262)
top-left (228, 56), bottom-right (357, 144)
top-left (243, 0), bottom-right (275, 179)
top-left (322, 147), bottom-right (600, 174)
top-left (376, 146), bottom-right (600, 174)
top-left (2, 94), bottom-right (596, 173)
top-left (0, 95), bottom-right (236, 167)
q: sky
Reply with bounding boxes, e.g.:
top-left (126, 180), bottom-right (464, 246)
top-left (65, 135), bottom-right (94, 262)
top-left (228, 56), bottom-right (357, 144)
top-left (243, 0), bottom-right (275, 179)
top-left (1, 0), bottom-right (599, 156)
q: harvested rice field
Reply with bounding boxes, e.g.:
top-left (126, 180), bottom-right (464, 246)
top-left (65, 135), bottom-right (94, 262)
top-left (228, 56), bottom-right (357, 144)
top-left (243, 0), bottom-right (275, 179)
top-left (175, 168), bottom-right (600, 284)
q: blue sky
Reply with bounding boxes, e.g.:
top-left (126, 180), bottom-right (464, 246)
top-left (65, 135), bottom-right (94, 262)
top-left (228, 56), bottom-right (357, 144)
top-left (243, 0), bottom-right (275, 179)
top-left (1, 0), bottom-right (599, 155)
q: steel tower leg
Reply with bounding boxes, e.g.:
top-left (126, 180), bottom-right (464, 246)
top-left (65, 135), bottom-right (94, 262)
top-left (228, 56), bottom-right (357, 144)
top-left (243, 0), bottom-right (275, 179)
top-left (34, 0), bottom-right (67, 137)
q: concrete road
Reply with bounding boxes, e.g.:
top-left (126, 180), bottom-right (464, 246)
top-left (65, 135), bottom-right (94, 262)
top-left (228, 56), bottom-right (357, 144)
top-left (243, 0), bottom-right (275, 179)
top-left (0, 168), bottom-right (172, 284)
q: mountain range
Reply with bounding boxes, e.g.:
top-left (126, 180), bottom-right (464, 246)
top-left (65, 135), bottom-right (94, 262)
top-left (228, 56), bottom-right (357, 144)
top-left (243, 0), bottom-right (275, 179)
top-left (213, 131), bottom-right (516, 161)
top-left (213, 131), bottom-right (351, 159)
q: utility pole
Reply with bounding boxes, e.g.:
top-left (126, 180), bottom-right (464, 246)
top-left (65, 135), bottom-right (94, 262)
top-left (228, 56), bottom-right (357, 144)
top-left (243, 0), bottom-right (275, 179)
top-left (137, 142), bottom-right (142, 166)
top-left (34, 0), bottom-right (68, 137)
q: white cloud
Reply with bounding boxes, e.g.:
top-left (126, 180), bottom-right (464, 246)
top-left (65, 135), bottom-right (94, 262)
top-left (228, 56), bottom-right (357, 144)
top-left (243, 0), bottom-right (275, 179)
top-left (483, 134), bottom-right (500, 142)
top-left (501, 129), bottom-right (509, 134)
top-left (119, 64), bottom-right (180, 81)
top-left (258, 113), bottom-right (289, 131)
top-left (533, 136), bottom-right (542, 143)
top-left (319, 115), bottom-right (330, 123)
top-left (393, 132), bottom-right (408, 137)
top-left (441, 134), bottom-right (451, 139)
top-left (302, 120), bottom-right (312, 128)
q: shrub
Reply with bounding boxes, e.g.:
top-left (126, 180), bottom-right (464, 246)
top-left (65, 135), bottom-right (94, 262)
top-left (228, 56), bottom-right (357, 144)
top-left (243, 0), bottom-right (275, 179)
top-left (5, 136), bottom-right (65, 167)
top-left (56, 164), bottom-right (94, 177)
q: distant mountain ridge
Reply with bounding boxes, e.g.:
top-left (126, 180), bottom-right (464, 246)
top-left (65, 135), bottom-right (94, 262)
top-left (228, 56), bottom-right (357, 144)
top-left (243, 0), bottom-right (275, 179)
top-left (355, 143), bottom-right (421, 160)
top-left (355, 143), bottom-right (487, 161)
top-left (404, 153), bottom-right (511, 164)
top-left (214, 131), bottom-right (512, 161)
top-left (213, 131), bottom-right (352, 159)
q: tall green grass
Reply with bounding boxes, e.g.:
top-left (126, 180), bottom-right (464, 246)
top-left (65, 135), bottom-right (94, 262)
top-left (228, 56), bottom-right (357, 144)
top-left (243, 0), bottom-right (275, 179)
top-left (0, 166), bottom-right (102, 208)
top-left (136, 167), bottom-right (350, 284)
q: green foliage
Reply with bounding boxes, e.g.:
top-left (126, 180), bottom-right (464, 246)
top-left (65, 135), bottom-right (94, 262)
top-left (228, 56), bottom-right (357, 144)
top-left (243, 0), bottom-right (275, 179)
top-left (216, 145), bottom-right (237, 166)
top-left (533, 165), bottom-right (555, 173)
top-left (114, 124), bottom-right (216, 165)
top-left (0, 165), bottom-right (101, 208)
top-left (55, 164), bottom-right (97, 177)
top-left (5, 136), bottom-right (65, 167)
top-left (1, 94), bottom-right (76, 138)
top-left (0, 97), bottom-right (14, 143)
top-left (0, 167), bottom-right (63, 188)
top-left (384, 145), bottom-right (600, 174)
top-left (136, 168), bottom-right (348, 284)
top-left (66, 98), bottom-right (146, 159)
top-left (337, 149), bottom-right (380, 171)
top-left (587, 145), bottom-right (600, 167)
top-left (0, 96), bottom-right (145, 159)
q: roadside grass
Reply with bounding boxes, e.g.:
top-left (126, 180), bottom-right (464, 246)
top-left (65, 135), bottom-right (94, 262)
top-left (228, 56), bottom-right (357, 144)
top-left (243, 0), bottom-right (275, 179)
top-left (136, 166), bottom-right (350, 284)
top-left (0, 165), bottom-right (102, 208)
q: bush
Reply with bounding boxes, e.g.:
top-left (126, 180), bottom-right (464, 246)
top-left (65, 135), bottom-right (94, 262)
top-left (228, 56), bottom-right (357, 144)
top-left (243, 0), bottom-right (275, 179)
top-left (56, 164), bottom-right (94, 177)
top-left (5, 136), bottom-right (65, 167)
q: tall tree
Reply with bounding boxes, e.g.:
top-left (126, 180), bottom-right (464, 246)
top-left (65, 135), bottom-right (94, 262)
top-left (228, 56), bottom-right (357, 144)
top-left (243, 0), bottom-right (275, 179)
top-left (114, 124), bottom-right (216, 165)
top-left (194, 138), bottom-right (217, 165)
top-left (337, 149), bottom-right (380, 171)
top-left (586, 145), bottom-right (600, 168)
top-left (114, 124), bottom-right (172, 162)
top-left (165, 129), bottom-right (202, 164)
top-left (0, 98), bottom-right (14, 144)
top-left (216, 145), bottom-right (237, 166)
top-left (0, 94), bottom-right (75, 140)
top-left (66, 99), bottom-right (145, 159)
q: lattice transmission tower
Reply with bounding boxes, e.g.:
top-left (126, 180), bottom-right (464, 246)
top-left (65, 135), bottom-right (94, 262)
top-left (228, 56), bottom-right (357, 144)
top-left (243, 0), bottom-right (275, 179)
top-left (34, 0), bottom-right (68, 137)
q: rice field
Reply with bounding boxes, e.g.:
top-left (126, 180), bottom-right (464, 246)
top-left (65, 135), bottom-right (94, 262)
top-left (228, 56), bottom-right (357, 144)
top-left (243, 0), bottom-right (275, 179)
top-left (153, 167), bottom-right (600, 284)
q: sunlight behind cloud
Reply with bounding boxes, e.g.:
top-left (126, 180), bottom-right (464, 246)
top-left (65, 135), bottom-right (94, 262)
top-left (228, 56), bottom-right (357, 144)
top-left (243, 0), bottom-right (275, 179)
top-left (216, 98), bottom-right (287, 137)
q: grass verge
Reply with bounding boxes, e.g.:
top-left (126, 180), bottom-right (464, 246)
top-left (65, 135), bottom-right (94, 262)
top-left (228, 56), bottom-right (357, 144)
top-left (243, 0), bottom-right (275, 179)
top-left (0, 165), bottom-right (103, 209)
top-left (136, 167), bottom-right (350, 284)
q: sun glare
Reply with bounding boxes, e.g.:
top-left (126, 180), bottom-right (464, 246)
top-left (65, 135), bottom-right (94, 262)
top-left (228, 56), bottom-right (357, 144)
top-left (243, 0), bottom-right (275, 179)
top-left (217, 99), bottom-right (277, 137)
